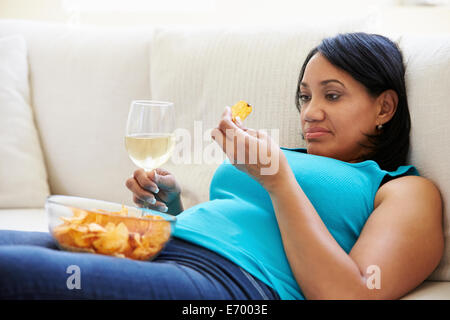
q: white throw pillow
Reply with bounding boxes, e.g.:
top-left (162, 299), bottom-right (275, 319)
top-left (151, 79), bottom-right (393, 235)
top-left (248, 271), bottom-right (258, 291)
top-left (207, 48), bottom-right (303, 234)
top-left (150, 19), bottom-right (378, 209)
top-left (0, 35), bottom-right (49, 208)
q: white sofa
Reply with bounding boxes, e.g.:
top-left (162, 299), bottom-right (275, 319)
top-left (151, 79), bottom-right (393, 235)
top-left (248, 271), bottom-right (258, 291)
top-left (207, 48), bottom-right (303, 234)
top-left (0, 18), bottom-right (449, 300)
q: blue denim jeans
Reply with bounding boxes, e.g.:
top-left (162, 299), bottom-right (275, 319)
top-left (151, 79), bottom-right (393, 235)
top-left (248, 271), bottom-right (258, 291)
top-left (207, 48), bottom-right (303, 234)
top-left (0, 230), bottom-right (280, 300)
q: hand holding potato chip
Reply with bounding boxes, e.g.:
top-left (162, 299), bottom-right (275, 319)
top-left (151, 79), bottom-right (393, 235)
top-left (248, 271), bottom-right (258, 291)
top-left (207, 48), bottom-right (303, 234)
top-left (211, 101), bottom-right (290, 193)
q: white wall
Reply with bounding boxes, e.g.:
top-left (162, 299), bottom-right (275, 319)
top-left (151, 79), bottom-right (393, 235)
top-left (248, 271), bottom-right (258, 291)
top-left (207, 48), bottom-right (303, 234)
top-left (0, 0), bottom-right (449, 34)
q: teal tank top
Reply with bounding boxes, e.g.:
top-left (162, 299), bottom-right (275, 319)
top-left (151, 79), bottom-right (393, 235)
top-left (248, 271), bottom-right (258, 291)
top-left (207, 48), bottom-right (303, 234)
top-left (172, 147), bottom-right (420, 300)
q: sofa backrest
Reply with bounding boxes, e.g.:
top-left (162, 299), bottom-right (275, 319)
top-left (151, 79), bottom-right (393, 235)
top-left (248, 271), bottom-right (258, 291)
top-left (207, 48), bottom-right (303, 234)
top-left (397, 33), bottom-right (450, 280)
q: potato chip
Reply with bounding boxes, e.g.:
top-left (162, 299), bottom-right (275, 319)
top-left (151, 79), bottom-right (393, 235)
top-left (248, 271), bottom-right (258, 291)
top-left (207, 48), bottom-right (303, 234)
top-left (141, 221), bottom-right (171, 251)
top-left (96, 205), bottom-right (128, 216)
top-left (71, 230), bottom-right (92, 248)
top-left (52, 205), bottom-right (172, 261)
top-left (129, 232), bottom-right (143, 248)
top-left (92, 222), bottom-right (129, 255)
top-left (131, 247), bottom-right (158, 261)
top-left (87, 223), bottom-right (106, 233)
top-left (60, 211), bottom-right (87, 224)
top-left (231, 100), bottom-right (252, 122)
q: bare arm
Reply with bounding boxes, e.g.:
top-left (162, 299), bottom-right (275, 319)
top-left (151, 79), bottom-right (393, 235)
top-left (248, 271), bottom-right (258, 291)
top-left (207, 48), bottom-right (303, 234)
top-left (267, 165), bottom-right (444, 300)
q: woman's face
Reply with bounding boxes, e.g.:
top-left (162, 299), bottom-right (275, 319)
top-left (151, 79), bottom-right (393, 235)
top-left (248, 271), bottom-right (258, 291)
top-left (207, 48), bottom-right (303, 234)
top-left (299, 53), bottom-right (381, 163)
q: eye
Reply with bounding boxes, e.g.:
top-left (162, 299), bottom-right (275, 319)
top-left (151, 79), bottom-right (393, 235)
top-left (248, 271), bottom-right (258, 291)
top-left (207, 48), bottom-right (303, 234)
top-left (325, 93), bottom-right (340, 101)
top-left (299, 94), bottom-right (311, 103)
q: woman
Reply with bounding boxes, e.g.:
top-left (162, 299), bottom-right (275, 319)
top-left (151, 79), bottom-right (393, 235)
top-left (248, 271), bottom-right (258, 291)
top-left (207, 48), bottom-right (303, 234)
top-left (0, 32), bottom-right (444, 300)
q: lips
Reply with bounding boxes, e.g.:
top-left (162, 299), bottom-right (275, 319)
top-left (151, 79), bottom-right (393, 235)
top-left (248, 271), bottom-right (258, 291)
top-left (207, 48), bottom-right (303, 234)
top-left (304, 127), bottom-right (331, 139)
top-left (304, 127), bottom-right (331, 134)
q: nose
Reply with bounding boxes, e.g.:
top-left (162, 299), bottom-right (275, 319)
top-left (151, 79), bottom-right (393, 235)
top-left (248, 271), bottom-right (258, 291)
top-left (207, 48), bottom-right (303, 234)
top-left (301, 98), bottom-right (326, 123)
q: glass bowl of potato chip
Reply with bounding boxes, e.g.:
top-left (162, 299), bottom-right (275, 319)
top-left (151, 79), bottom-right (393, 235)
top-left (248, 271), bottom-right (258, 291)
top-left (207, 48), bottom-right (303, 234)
top-left (46, 195), bottom-right (176, 261)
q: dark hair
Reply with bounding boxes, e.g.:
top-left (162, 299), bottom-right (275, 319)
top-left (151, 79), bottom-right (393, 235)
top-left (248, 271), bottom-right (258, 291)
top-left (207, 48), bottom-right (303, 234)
top-left (295, 32), bottom-right (411, 172)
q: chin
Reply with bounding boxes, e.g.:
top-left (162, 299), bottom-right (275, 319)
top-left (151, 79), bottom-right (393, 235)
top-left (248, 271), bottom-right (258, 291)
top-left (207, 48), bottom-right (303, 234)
top-left (305, 142), bottom-right (327, 157)
top-left (307, 140), bottom-right (342, 159)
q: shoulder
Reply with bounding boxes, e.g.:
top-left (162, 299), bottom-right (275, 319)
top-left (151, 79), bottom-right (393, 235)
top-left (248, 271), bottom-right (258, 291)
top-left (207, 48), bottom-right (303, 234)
top-left (374, 175), bottom-right (442, 212)
top-left (351, 175), bottom-right (444, 299)
top-left (372, 175), bottom-right (443, 240)
top-left (371, 175), bottom-right (444, 254)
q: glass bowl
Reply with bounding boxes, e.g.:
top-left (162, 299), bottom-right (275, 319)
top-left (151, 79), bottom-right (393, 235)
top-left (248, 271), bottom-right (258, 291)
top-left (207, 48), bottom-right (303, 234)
top-left (46, 195), bottom-right (176, 261)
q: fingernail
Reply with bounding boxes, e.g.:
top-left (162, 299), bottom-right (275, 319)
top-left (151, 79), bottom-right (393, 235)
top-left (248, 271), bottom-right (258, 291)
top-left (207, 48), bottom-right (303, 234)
top-left (147, 197), bottom-right (156, 205)
top-left (159, 205), bottom-right (168, 213)
top-left (153, 186), bottom-right (159, 194)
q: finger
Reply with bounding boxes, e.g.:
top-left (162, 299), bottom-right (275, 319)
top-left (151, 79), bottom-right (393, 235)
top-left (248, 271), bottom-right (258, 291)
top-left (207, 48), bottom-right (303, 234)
top-left (126, 177), bottom-right (157, 205)
top-left (132, 193), bottom-right (156, 208)
top-left (133, 195), bottom-right (145, 208)
top-left (212, 126), bottom-right (237, 159)
top-left (212, 125), bottom-right (247, 164)
top-left (152, 168), bottom-right (175, 191)
top-left (218, 114), bottom-right (247, 142)
top-left (219, 106), bottom-right (240, 130)
top-left (142, 199), bottom-right (169, 213)
top-left (234, 116), bottom-right (248, 131)
top-left (133, 193), bottom-right (168, 212)
top-left (154, 167), bottom-right (171, 175)
top-left (134, 169), bottom-right (159, 193)
top-left (213, 113), bottom-right (260, 164)
top-left (231, 116), bottom-right (249, 132)
top-left (152, 188), bottom-right (170, 203)
top-left (211, 127), bottom-right (226, 147)
top-left (245, 128), bottom-right (258, 137)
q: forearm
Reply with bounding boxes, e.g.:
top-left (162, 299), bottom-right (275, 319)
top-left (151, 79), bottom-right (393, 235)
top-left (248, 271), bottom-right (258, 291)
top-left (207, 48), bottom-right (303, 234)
top-left (267, 167), bottom-right (367, 299)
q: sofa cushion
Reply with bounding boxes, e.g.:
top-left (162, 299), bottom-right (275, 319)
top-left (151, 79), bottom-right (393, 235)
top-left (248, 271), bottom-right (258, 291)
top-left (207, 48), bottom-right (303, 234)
top-left (397, 34), bottom-right (450, 281)
top-left (400, 281), bottom-right (450, 300)
top-left (0, 208), bottom-right (47, 232)
top-left (0, 35), bottom-right (50, 208)
top-left (150, 20), bottom-right (377, 209)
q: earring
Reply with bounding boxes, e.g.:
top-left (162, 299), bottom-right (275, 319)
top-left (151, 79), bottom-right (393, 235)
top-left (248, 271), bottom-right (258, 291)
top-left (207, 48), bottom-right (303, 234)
top-left (377, 124), bottom-right (383, 130)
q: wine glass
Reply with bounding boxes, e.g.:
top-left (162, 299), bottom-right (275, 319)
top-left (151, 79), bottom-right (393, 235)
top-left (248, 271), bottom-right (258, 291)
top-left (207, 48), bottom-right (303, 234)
top-left (125, 100), bottom-right (176, 172)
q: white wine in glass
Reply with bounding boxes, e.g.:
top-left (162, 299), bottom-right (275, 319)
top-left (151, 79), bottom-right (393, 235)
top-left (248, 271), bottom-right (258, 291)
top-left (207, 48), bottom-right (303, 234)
top-left (125, 100), bottom-right (176, 172)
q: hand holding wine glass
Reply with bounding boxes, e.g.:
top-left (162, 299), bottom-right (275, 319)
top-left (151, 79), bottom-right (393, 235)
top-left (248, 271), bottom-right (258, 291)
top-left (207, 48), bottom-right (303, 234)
top-left (125, 100), bottom-right (183, 214)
